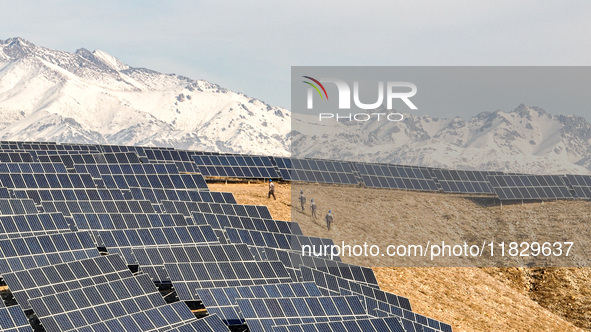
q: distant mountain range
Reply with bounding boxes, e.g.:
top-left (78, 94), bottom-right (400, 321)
top-left (2, 37), bottom-right (591, 174)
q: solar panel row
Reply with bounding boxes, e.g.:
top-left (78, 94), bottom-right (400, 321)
top-left (191, 212), bottom-right (303, 235)
top-left (129, 187), bottom-right (236, 204)
top-left (273, 157), bottom-right (358, 185)
top-left (192, 154), bottom-right (279, 179)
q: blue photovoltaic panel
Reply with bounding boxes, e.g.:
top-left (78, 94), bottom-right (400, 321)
top-left (226, 228), bottom-right (335, 255)
top-left (129, 187), bottom-right (236, 204)
top-left (564, 174), bottom-right (591, 199)
top-left (272, 157), bottom-right (359, 185)
top-left (92, 225), bottom-right (219, 248)
top-left (165, 261), bottom-right (293, 299)
top-left (195, 282), bottom-right (323, 325)
top-left (192, 212), bottom-right (303, 235)
top-left (0, 187), bottom-right (9, 198)
top-left (0, 199), bottom-right (39, 215)
top-left (0, 213), bottom-right (71, 240)
top-left (192, 154), bottom-right (280, 179)
top-left (271, 317), bottom-right (407, 332)
top-left (0, 163), bottom-right (68, 173)
top-left (38, 152), bottom-right (141, 168)
top-left (3, 255), bottom-right (132, 310)
top-left (431, 168), bottom-right (502, 194)
top-left (0, 305), bottom-right (32, 332)
top-left (100, 173), bottom-right (208, 190)
top-left (236, 295), bottom-right (368, 332)
top-left (355, 162), bottom-right (439, 191)
top-left (0, 152), bottom-right (34, 163)
top-left (488, 175), bottom-right (573, 201)
top-left (29, 274), bottom-right (167, 332)
top-left (0, 173), bottom-right (95, 189)
top-left (162, 314), bottom-right (230, 332)
top-left (71, 213), bottom-right (188, 230)
top-left (40, 200), bottom-right (155, 216)
top-left (12, 188), bottom-right (129, 204)
top-left (162, 200), bottom-right (272, 219)
top-left (0, 231), bottom-right (100, 274)
top-left (74, 163), bottom-right (179, 178)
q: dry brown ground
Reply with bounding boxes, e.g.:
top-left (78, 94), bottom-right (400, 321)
top-left (208, 181), bottom-right (590, 331)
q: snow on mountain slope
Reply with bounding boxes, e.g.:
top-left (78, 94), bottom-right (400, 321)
top-left (292, 105), bottom-right (591, 175)
top-left (0, 37), bottom-right (290, 155)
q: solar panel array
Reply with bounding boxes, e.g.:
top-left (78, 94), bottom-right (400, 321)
top-left (273, 157), bottom-right (359, 185)
top-left (192, 154), bottom-right (280, 179)
top-left (488, 175), bottom-right (573, 201)
top-left (355, 162), bottom-right (439, 191)
top-left (564, 174), bottom-right (591, 199)
top-left (431, 169), bottom-right (502, 194)
top-left (0, 140), bottom-right (454, 332)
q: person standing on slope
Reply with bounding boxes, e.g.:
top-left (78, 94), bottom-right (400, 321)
top-left (299, 191), bottom-right (306, 211)
top-left (310, 199), bottom-right (317, 219)
top-left (325, 210), bottom-right (334, 231)
top-left (268, 179), bottom-right (276, 200)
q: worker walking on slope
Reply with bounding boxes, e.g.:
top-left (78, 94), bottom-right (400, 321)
top-left (268, 179), bottom-right (276, 200)
top-left (325, 210), bottom-right (334, 231)
top-left (310, 199), bottom-right (317, 219)
top-left (299, 191), bottom-right (306, 211)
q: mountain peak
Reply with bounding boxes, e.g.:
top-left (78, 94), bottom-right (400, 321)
top-left (74, 48), bottom-right (129, 71)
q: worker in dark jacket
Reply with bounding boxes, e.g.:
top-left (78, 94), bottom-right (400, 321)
top-left (325, 210), bottom-right (334, 231)
top-left (268, 179), bottom-right (276, 200)
top-left (310, 199), bottom-right (317, 218)
top-left (299, 191), bottom-right (306, 211)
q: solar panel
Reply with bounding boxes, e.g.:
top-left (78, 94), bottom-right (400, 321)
top-left (0, 152), bottom-right (34, 163)
top-left (3, 254), bottom-right (133, 310)
top-left (226, 228), bottom-right (335, 255)
top-left (38, 152), bottom-right (141, 168)
top-left (192, 154), bottom-right (280, 179)
top-left (162, 314), bottom-right (230, 332)
top-left (271, 316), bottom-right (407, 332)
top-left (0, 188), bottom-right (9, 199)
top-left (111, 244), bottom-right (255, 282)
top-left (12, 188), bottom-right (129, 204)
top-left (0, 231), bottom-right (100, 274)
top-left (195, 282), bottom-right (323, 325)
top-left (0, 305), bottom-right (32, 332)
top-left (564, 174), bottom-right (591, 199)
top-left (488, 175), bottom-right (573, 201)
top-left (192, 212), bottom-right (303, 235)
top-left (432, 168), bottom-right (502, 194)
top-left (100, 173), bottom-right (208, 190)
top-left (0, 162), bottom-right (68, 173)
top-left (40, 200), bottom-right (155, 217)
top-left (92, 225), bottom-right (219, 249)
top-left (0, 173), bottom-right (96, 188)
top-left (162, 200), bottom-right (272, 219)
top-left (258, 247), bottom-right (377, 288)
top-left (72, 213), bottom-right (188, 230)
top-left (236, 295), bottom-right (368, 332)
top-left (165, 261), bottom-right (293, 299)
top-left (0, 199), bottom-right (40, 215)
top-left (0, 213), bottom-right (71, 240)
top-left (273, 157), bottom-right (359, 185)
top-left (74, 163), bottom-right (180, 178)
top-left (28, 274), bottom-right (167, 332)
top-left (129, 187), bottom-right (236, 204)
top-left (355, 162), bottom-right (439, 191)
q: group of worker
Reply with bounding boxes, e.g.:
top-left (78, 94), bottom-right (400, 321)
top-left (267, 180), bottom-right (334, 231)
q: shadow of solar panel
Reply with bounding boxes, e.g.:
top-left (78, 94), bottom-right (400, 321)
top-left (488, 175), bottom-right (573, 201)
top-left (0, 213), bottom-right (71, 240)
top-left (0, 231), bottom-right (100, 274)
top-left (3, 255), bottom-right (132, 310)
top-left (355, 163), bottom-right (439, 191)
top-left (0, 199), bottom-right (39, 214)
top-left (0, 305), bottom-right (32, 331)
top-left (271, 316), bottom-right (407, 332)
top-left (195, 282), bottom-right (322, 325)
top-left (165, 261), bottom-right (293, 299)
top-left (564, 174), bottom-right (591, 199)
top-left (432, 169), bottom-right (501, 194)
top-left (237, 295), bottom-right (368, 332)
top-left (272, 157), bottom-right (359, 185)
top-left (92, 225), bottom-right (219, 248)
top-left (29, 274), bottom-right (166, 332)
top-left (191, 212), bottom-right (303, 235)
top-left (71, 213), bottom-right (188, 230)
top-left (41, 200), bottom-right (155, 217)
top-left (162, 314), bottom-right (230, 332)
top-left (192, 154), bottom-right (280, 179)
top-left (12, 188), bottom-right (129, 204)
top-left (129, 187), bottom-right (236, 204)
top-left (162, 200), bottom-right (272, 219)
top-left (226, 228), bottom-right (335, 256)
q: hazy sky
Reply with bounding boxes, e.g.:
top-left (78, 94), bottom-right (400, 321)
top-left (2, 1), bottom-right (590, 118)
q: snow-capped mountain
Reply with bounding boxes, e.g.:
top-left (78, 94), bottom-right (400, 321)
top-left (0, 37), bottom-right (290, 155)
top-left (292, 105), bottom-right (591, 175)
